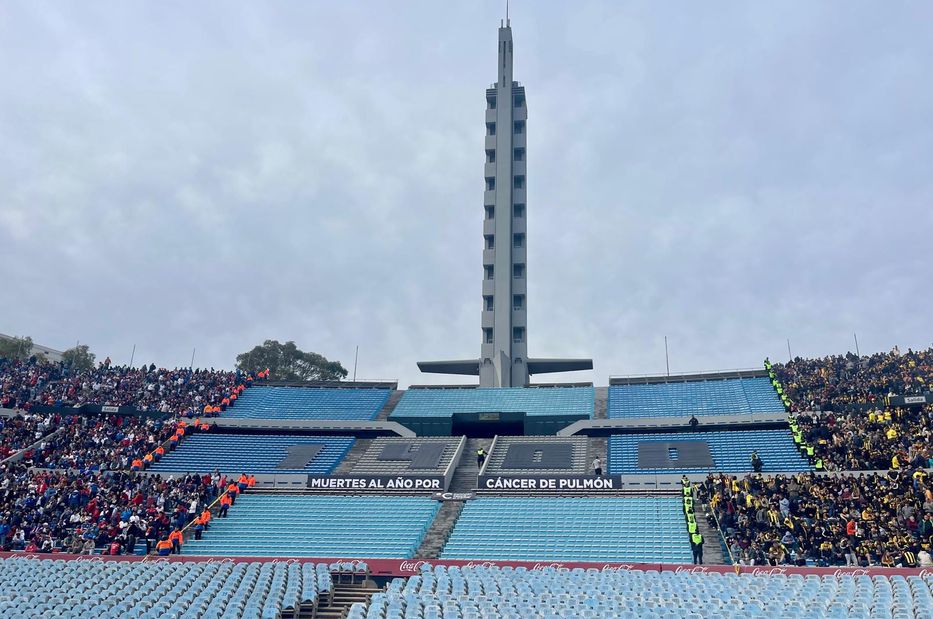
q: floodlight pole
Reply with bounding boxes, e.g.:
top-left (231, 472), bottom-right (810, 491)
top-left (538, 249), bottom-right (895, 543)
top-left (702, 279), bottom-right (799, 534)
top-left (129, 344), bottom-right (136, 368)
top-left (664, 336), bottom-right (670, 377)
top-left (352, 345), bottom-right (359, 382)
top-left (853, 333), bottom-right (860, 357)
top-left (786, 339), bottom-right (792, 362)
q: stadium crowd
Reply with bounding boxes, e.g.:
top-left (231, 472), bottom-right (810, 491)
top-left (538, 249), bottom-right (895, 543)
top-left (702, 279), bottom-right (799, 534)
top-left (0, 355), bottom-right (266, 417)
top-left (0, 414), bottom-right (54, 460)
top-left (0, 463), bottom-right (252, 555)
top-left (703, 471), bottom-right (933, 568)
top-left (774, 347), bottom-right (931, 413)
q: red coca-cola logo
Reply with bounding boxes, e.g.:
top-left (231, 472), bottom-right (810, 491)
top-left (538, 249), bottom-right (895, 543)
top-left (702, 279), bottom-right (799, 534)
top-left (463, 561), bottom-right (501, 569)
top-left (919, 568), bottom-right (932, 578)
top-left (674, 565), bottom-right (709, 574)
top-left (750, 567), bottom-right (788, 576)
top-left (531, 562), bottom-right (566, 570)
top-left (832, 568), bottom-right (869, 576)
top-left (398, 560), bottom-right (431, 573)
top-left (600, 564), bottom-right (636, 572)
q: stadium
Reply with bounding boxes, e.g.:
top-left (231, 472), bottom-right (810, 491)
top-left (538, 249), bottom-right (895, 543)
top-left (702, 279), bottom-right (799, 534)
top-left (3, 3), bottom-right (933, 619)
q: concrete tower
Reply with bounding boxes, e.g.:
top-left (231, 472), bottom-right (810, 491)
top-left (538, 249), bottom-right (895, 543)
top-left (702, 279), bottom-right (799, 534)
top-left (418, 18), bottom-right (592, 387)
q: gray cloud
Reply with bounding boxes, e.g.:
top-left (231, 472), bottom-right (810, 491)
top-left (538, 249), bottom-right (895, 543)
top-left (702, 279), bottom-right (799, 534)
top-left (2, 1), bottom-right (931, 386)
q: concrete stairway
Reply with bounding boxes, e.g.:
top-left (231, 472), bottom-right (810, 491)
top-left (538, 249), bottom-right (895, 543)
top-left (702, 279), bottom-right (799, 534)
top-left (413, 500), bottom-right (465, 559)
top-left (375, 390), bottom-right (405, 421)
top-left (333, 438), bottom-right (372, 474)
top-left (312, 581), bottom-right (381, 619)
top-left (594, 386), bottom-right (608, 419)
top-left (449, 438), bottom-right (492, 492)
top-left (695, 505), bottom-right (726, 565)
top-left (586, 436), bottom-right (607, 474)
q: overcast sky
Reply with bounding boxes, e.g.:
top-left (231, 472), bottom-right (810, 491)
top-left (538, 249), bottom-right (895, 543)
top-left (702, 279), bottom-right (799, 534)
top-left (2, 1), bottom-right (931, 387)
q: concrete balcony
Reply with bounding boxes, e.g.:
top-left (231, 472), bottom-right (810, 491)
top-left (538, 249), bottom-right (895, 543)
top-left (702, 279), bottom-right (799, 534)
top-left (482, 248), bottom-right (496, 265)
top-left (485, 135), bottom-right (497, 150)
top-left (483, 219), bottom-right (496, 236)
top-left (484, 162), bottom-right (496, 178)
top-left (481, 310), bottom-right (495, 329)
top-left (482, 279), bottom-right (495, 296)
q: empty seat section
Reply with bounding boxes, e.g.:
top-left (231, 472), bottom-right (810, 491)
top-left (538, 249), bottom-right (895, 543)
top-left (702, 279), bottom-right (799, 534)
top-left (0, 556), bottom-right (332, 618)
top-left (440, 497), bottom-right (691, 563)
top-left (608, 429), bottom-right (811, 475)
top-left (225, 386), bottom-right (391, 420)
top-left (483, 436), bottom-right (590, 475)
top-left (148, 434), bottom-right (354, 474)
top-left (609, 376), bottom-right (784, 418)
top-left (350, 437), bottom-right (463, 476)
top-left (354, 565), bottom-right (933, 619)
top-left (390, 387), bottom-right (594, 419)
top-left (184, 495), bottom-right (440, 558)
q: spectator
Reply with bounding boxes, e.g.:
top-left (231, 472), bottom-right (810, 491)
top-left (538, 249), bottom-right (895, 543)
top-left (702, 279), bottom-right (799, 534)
top-left (705, 470), bottom-right (932, 567)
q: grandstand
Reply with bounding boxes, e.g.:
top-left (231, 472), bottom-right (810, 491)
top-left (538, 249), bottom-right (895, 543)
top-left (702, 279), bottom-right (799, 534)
top-left (184, 495), bottom-right (439, 558)
top-left (440, 497), bottom-right (692, 563)
top-left (390, 386), bottom-right (594, 435)
top-left (608, 428), bottom-right (811, 475)
top-left (149, 433), bottom-right (355, 475)
top-left (355, 565), bottom-right (933, 619)
top-left (609, 372), bottom-right (785, 418)
top-left (1, 9), bottom-right (930, 619)
top-left (226, 385), bottom-right (392, 421)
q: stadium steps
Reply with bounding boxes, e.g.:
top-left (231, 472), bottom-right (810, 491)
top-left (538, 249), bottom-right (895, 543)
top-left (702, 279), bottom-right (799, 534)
top-left (594, 386), bottom-right (608, 419)
top-left (375, 389), bottom-right (405, 421)
top-left (413, 500), bottom-right (466, 560)
top-left (695, 508), bottom-right (725, 564)
top-left (586, 436), bottom-right (608, 473)
top-left (333, 438), bottom-right (373, 474)
top-left (448, 438), bottom-right (492, 492)
top-left (314, 581), bottom-right (381, 619)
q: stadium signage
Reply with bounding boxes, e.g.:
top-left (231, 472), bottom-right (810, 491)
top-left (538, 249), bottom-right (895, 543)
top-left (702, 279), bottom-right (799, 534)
top-left (101, 405), bottom-right (120, 413)
top-left (477, 475), bottom-right (623, 491)
top-left (431, 491), bottom-right (477, 501)
top-left (306, 475), bottom-right (445, 491)
top-left (903, 396), bottom-right (927, 404)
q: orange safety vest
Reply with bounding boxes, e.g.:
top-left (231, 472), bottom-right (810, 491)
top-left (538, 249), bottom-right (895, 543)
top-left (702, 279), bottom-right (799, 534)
top-left (156, 540), bottom-right (173, 552)
top-left (203, 404), bottom-right (212, 413)
top-left (155, 446), bottom-right (165, 456)
top-left (169, 530), bottom-right (183, 544)
top-left (222, 397), bottom-right (230, 406)
top-left (227, 484), bottom-right (239, 495)
top-left (220, 495), bottom-right (231, 506)
top-left (178, 421), bottom-right (187, 430)
top-left (200, 423), bottom-right (209, 431)
top-left (238, 474), bottom-right (248, 485)
top-left (131, 459), bottom-right (143, 468)
top-left (143, 454), bottom-right (153, 463)
top-left (201, 509), bottom-right (211, 522)
top-left (247, 475), bottom-right (256, 488)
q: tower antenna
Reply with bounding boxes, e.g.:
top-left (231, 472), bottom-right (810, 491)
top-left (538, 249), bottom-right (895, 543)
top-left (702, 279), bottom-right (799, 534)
top-left (506, 0), bottom-right (510, 25)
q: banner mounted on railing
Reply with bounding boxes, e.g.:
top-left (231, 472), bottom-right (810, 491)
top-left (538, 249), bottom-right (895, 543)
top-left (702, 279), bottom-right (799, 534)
top-left (477, 475), bottom-right (624, 491)
top-left (306, 475), bottom-right (446, 491)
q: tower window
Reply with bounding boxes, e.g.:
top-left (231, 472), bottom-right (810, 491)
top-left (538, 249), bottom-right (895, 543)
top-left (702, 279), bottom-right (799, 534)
top-left (514, 94), bottom-right (525, 107)
top-left (487, 122), bottom-right (496, 136)
top-left (487, 96), bottom-right (496, 110)
top-left (486, 177), bottom-right (495, 191)
top-left (513, 204), bottom-right (525, 218)
top-left (484, 328), bottom-right (494, 344)
top-left (513, 264), bottom-right (525, 278)
top-left (513, 327), bottom-right (524, 343)
top-left (514, 176), bottom-right (525, 189)
top-left (485, 235), bottom-right (495, 250)
top-left (485, 265), bottom-right (494, 280)
top-left (484, 296), bottom-right (494, 311)
top-left (486, 149), bottom-right (496, 163)
top-left (513, 233), bottom-right (524, 248)
top-left (513, 148), bottom-right (524, 162)
top-left (513, 294), bottom-right (524, 310)
top-left (513, 120), bottom-right (524, 134)
top-left (485, 206), bottom-right (494, 220)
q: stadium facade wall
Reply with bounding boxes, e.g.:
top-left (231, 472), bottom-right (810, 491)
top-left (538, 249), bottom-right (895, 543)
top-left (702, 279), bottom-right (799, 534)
top-left (1, 553), bottom-right (927, 579)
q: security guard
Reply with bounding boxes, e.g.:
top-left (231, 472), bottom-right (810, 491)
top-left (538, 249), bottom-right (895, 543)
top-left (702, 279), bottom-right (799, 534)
top-left (691, 532), bottom-right (704, 565)
top-left (476, 448), bottom-right (487, 468)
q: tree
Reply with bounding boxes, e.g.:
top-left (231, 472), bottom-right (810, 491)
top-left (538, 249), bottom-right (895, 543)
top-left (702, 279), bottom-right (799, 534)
top-left (236, 340), bottom-right (348, 382)
top-left (62, 344), bottom-right (96, 372)
top-left (0, 335), bottom-right (34, 360)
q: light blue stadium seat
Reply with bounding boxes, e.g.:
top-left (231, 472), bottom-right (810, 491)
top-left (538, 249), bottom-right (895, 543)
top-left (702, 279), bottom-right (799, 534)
top-left (184, 495), bottom-right (440, 558)
top-left (226, 386), bottom-right (391, 421)
top-left (609, 377), bottom-right (784, 418)
top-left (440, 497), bottom-right (692, 564)
top-left (149, 433), bottom-right (354, 474)
top-left (390, 387), bottom-right (594, 420)
top-left (608, 429), bottom-right (811, 474)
